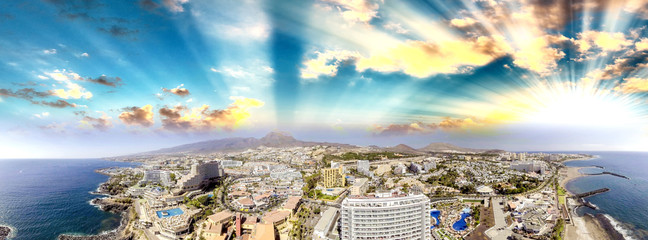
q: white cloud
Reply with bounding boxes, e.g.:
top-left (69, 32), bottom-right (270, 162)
top-left (80, 52), bottom-right (89, 57)
top-left (162, 0), bottom-right (189, 13)
top-left (262, 66), bottom-right (274, 73)
top-left (210, 67), bottom-right (252, 79)
top-left (37, 75), bottom-right (49, 80)
top-left (34, 112), bottom-right (50, 119)
top-left (43, 49), bottom-right (57, 54)
top-left (43, 69), bottom-right (93, 99)
top-left (300, 50), bottom-right (361, 80)
top-left (383, 22), bottom-right (409, 34)
top-left (322, 0), bottom-right (380, 25)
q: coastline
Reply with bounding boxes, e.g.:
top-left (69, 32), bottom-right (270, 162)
top-left (560, 162), bottom-right (625, 240)
top-left (57, 172), bottom-right (135, 240)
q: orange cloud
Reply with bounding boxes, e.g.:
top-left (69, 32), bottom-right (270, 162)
top-left (371, 117), bottom-right (487, 136)
top-left (159, 96), bottom-right (264, 132)
top-left (614, 77), bottom-right (648, 93)
top-left (356, 36), bottom-right (511, 78)
top-left (162, 84), bottom-right (190, 97)
top-left (119, 105), bottom-right (155, 127)
top-left (79, 113), bottom-right (112, 131)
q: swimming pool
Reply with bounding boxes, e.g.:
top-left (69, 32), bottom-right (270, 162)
top-left (156, 208), bottom-right (184, 218)
top-left (452, 212), bottom-right (471, 231)
top-left (430, 210), bottom-right (441, 228)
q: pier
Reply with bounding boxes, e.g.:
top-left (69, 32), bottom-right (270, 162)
top-left (586, 171), bottom-right (630, 179)
top-left (573, 188), bottom-right (610, 198)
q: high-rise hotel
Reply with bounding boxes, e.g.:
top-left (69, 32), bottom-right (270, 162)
top-left (340, 193), bottom-right (431, 240)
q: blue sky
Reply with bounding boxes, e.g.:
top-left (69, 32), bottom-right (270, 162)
top-left (1, 0), bottom-right (648, 158)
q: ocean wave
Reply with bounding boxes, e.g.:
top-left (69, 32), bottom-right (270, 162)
top-left (603, 214), bottom-right (636, 240)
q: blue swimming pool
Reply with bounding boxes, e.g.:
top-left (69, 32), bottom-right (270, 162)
top-left (430, 210), bottom-right (441, 229)
top-left (452, 213), bottom-right (471, 231)
top-left (156, 208), bottom-right (184, 218)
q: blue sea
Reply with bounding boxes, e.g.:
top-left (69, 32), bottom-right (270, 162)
top-left (564, 152), bottom-right (648, 240)
top-left (0, 159), bottom-right (138, 240)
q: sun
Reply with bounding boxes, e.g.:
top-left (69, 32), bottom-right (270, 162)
top-left (517, 82), bottom-right (644, 126)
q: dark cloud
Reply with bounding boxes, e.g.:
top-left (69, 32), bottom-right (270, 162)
top-left (598, 50), bottom-right (648, 79)
top-left (39, 100), bottom-right (77, 108)
top-left (139, 0), bottom-right (160, 11)
top-left (119, 105), bottom-right (154, 127)
top-left (42, 0), bottom-right (140, 39)
top-left (74, 110), bottom-right (87, 116)
top-left (82, 116), bottom-right (112, 131)
top-left (84, 75), bottom-right (123, 87)
top-left (159, 106), bottom-right (192, 131)
top-left (162, 85), bottom-right (191, 97)
top-left (1, 88), bottom-right (79, 108)
top-left (98, 25), bottom-right (140, 38)
top-left (0, 88), bottom-right (52, 100)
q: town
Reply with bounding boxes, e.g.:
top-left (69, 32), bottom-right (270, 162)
top-left (93, 133), bottom-right (592, 240)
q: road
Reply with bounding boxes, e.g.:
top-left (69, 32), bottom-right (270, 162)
top-left (134, 200), bottom-right (159, 240)
top-left (485, 197), bottom-right (513, 240)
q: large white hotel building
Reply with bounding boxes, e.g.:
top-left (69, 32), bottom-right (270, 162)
top-left (340, 193), bottom-right (431, 240)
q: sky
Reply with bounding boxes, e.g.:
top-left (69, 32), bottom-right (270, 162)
top-left (1, 0), bottom-right (648, 158)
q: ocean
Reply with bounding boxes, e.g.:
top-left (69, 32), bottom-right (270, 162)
top-left (564, 151), bottom-right (648, 240)
top-left (0, 159), bottom-right (138, 240)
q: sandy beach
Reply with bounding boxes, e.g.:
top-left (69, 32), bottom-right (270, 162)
top-left (561, 166), bottom-right (618, 240)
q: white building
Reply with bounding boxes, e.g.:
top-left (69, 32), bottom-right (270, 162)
top-left (423, 162), bottom-right (436, 172)
top-left (221, 160), bottom-right (243, 168)
top-left (270, 168), bottom-right (302, 181)
top-left (340, 193), bottom-right (431, 240)
top-left (357, 160), bottom-right (369, 173)
top-left (511, 161), bottom-right (545, 174)
top-left (139, 170), bottom-right (172, 186)
top-left (314, 207), bottom-right (340, 240)
top-left (177, 161), bottom-right (224, 192)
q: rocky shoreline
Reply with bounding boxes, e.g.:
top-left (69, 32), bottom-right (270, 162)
top-left (57, 175), bottom-right (134, 240)
top-left (0, 226), bottom-right (11, 240)
top-left (590, 214), bottom-right (625, 240)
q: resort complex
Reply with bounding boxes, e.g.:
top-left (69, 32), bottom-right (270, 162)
top-left (88, 136), bottom-right (596, 240)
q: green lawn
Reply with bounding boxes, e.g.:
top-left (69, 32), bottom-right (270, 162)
top-left (559, 196), bottom-right (566, 205)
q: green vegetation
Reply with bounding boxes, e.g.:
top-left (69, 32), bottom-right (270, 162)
top-left (290, 205), bottom-right (313, 240)
top-left (303, 173), bottom-right (321, 197)
top-left (314, 190), bottom-right (339, 200)
top-left (170, 173), bottom-right (176, 182)
top-left (494, 175), bottom-right (540, 195)
top-left (552, 218), bottom-right (565, 240)
top-left (401, 183), bottom-right (410, 194)
top-left (471, 205), bottom-right (481, 226)
top-left (323, 151), bottom-right (417, 163)
top-left (460, 185), bottom-right (476, 194)
top-left (426, 169), bottom-right (459, 189)
top-left (114, 198), bottom-right (133, 204)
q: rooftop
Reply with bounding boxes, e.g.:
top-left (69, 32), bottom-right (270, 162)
top-left (208, 210), bottom-right (234, 224)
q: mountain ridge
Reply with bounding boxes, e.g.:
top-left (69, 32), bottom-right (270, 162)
top-left (134, 132), bottom-right (501, 156)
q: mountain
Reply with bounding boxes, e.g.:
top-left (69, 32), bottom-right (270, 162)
top-left (140, 132), bottom-right (355, 155)
top-left (385, 144), bottom-right (422, 154)
top-left (134, 132), bottom-right (501, 156)
top-left (417, 142), bottom-right (484, 153)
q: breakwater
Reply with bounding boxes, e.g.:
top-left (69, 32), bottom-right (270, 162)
top-left (586, 171), bottom-right (630, 180)
top-left (573, 188), bottom-right (610, 198)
